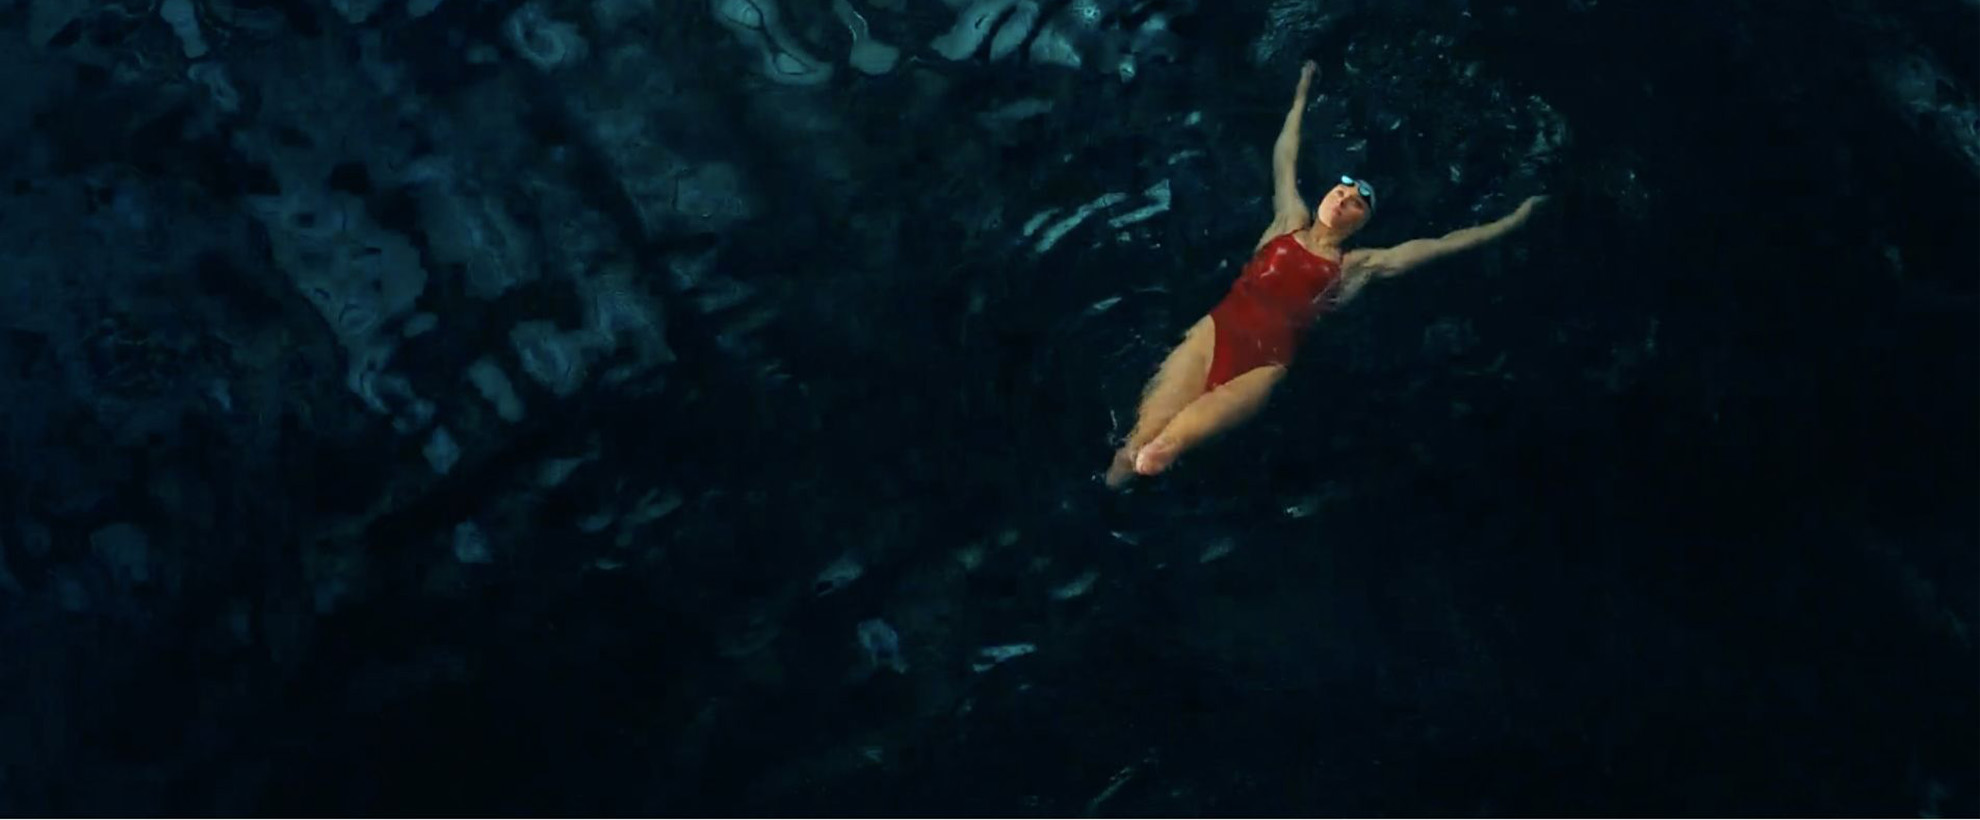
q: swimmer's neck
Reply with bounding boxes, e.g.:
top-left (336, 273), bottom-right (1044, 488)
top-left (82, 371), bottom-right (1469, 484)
top-left (1300, 224), bottom-right (1351, 256)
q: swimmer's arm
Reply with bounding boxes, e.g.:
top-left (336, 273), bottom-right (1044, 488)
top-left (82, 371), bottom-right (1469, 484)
top-left (1348, 195), bottom-right (1548, 279)
top-left (1270, 62), bottom-right (1319, 226)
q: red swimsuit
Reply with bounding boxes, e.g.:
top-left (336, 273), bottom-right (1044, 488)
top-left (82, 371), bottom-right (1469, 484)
top-left (1203, 233), bottom-right (1344, 390)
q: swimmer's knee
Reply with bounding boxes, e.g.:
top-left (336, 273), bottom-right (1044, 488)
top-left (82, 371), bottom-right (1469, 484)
top-left (1134, 436), bottom-right (1182, 476)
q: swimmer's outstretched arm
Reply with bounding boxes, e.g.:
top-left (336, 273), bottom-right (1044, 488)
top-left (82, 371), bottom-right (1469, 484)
top-left (1345, 195), bottom-right (1549, 287)
top-left (1271, 61), bottom-right (1320, 226)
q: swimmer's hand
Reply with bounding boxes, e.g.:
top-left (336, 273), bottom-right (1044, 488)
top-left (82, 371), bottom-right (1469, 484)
top-left (1509, 195), bottom-right (1550, 227)
top-left (1297, 60), bottom-right (1317, 94)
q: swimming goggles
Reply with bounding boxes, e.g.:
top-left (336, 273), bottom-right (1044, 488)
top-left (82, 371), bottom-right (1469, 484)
top-left (1340, 175), bottom-right (1377, 211)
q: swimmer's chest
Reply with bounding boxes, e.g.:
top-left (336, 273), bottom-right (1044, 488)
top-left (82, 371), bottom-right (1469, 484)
top-left (1240, 239), bottom-right (1342, 308)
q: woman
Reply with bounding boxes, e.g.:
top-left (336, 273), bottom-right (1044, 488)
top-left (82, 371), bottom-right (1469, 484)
top-left (1105, 60), bottom-right (1547, 488)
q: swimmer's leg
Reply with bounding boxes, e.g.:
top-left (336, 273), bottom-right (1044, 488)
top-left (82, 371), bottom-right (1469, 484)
top-left (1106, 315), bottom-right (1215, 488)
top-left (1134, 363), bottom-right (1286, 477)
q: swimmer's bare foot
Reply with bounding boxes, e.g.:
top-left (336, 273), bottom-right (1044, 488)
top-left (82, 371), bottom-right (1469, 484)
top-left (1134, 437), bottom-right (1181, 476)
top-left (1104, 447), bottom-right (1138, 489)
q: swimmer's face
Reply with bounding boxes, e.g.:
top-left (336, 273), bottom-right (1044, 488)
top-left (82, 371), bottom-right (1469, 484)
top-left (1317, 183), bottom-right (1372, 233)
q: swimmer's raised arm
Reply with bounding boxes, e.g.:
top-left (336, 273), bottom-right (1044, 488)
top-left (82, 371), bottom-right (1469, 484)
top-left (1270, 61), bottom-right (1320, 228)
top-left (1348, 195), bottom-right (1549, 281)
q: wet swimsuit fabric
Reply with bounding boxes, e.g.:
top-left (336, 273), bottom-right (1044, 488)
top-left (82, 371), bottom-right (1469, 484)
top-left (1203, 232), bottom-right (1345, 390)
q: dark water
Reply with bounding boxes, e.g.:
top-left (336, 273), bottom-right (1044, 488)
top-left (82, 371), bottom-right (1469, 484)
top-left (0, 0), bottom-right (1973, 814)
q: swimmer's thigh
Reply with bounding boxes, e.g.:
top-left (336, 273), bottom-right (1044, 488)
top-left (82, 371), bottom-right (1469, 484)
top-left (1126, 315), bottom-right (1216, 446)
